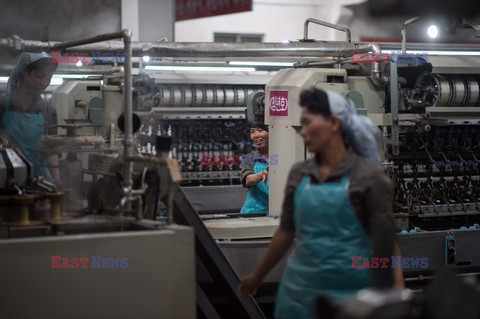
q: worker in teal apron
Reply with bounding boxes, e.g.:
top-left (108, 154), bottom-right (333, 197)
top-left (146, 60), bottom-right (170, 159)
top-left (240, 124), bottom-right (270, 213)
top-left (274, 173), bottom-right (370, 318)
top-left (238, 89), bottom-right (403, 318)
top-left (0, 52), bottom-right (59, 182)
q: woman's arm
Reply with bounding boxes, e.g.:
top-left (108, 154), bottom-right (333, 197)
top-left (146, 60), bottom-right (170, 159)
top-left (46, 153), bottom-right (60, 184)
top-left (244, 169), bottom-right (267, 186)
top-left (393, 243), bottom-right (405, 289)
top-left (238, 228), bottom-right (294, 297)
top-left (364, 170), bottom-right (405, 289)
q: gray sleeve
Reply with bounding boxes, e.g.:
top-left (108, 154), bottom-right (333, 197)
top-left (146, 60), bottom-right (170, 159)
top-left (363, 169), bottom-right (397, 264)
top-left (279, 162), bottom-right (304, 232)
top-left (364, 169), bottom-right (396, 232)
top-left (240, 153), bottom-right (254, 188)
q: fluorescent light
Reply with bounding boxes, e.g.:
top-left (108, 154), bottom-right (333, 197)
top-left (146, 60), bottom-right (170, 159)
top-left (382, 50), bottom-right (480, 56)
top-left (76, 60), bottom-right (83, 67)
top-left (0, 76), bottom-right (63, 86)
top-left (282, 39), bottom-right (289, 43)
top-left (230, 61), bottom-right (294, 67)
top-left (143, 55), bottom-right (151, 63)
top-left (427, 25), bottom-right (438, 39)
top-left (144, 65), bottom-right (256, 72)
top-left (53, 74), bottom-right (92, 79)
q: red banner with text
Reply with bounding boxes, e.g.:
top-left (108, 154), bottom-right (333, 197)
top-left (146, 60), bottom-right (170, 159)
top-left (176, 0), bottom-right (252, 21)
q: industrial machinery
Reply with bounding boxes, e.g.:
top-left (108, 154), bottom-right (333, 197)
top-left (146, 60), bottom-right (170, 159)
top-left (0, 31), bottom-right (197, 319)
top-left (256, 52), bottom-right (480, 285)
top-left (129, 73), bottom-right (268, 186)
top-left (2, 17), bottom-right (480, 318)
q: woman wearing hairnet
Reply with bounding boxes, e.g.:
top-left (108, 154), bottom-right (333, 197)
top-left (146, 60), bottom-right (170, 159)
top-left (0, 52), bottom-right (59, 182)
top-left (238, 88), bottom-right (404, 318)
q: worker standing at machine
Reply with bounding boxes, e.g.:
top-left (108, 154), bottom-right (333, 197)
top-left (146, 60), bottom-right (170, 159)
top-left (0, 52), bottom-right (59, 183)
top-left (238, 88), bottom-right (403, 318)
top-left (239, 124), bottom-right (270, 213)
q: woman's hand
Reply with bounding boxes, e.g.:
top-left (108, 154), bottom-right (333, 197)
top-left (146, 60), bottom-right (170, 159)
top-left (238, 228), bottom-right (295, 299)
top-left (238, 273), bottom-right (261, 298)
top-left (245, 167), bottom-right (269, 186)
top-left (262, 167), bottom-right (269, 184)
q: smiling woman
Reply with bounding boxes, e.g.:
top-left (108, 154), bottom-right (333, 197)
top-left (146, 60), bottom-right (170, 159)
top-left (239, 124), bottom-right (270, 213)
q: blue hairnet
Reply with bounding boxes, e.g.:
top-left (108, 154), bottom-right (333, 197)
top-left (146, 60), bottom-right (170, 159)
top-left (325, 91), bottom-right (381, 166)
top-left (7, 52), bottom-right (56, 94)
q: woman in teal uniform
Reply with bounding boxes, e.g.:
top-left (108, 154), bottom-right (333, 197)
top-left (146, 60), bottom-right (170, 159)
top-left (240, 124), bottom-right (269, 213)
top-left (238, 89), bottom-right (404, 318)
top-left (0, 52), bottom-right (59, 182)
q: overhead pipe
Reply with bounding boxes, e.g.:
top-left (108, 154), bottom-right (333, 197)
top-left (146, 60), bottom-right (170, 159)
top-left (1, 36), bottom-right (389, 86)
top-left (0, 36), bottom-right (370, 58)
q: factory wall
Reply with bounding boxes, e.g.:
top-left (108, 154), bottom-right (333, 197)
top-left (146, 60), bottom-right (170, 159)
top-left (174, 0), bottom-right (365, 42)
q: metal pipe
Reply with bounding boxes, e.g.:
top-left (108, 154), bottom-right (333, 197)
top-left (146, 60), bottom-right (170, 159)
top-left (0, 64), bottom-right (120, 74)
top-left (303, 18), bottom-right (351, 42)
top-left (51, 31), bottom-right (127, 50)
top-left (48, 30), bottom-right (134, 196)
top-left (123, 30), bottom-right (133, 194)
top-left (401, 17), bottom-right (422, 54)
top-left (6, 36), bottom-right (480, 58)
top-left (368, 42), bottom-right (389, 86)
top-left (0, 36), bottom-right (369, 58)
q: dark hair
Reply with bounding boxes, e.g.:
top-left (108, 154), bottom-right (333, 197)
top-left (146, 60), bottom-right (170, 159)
top-left (249, 124), bottom-right (268, 132)
top-left (299, 88), bottom-right (331, 117)
top-left (25, 58), bottom-right (57, 73)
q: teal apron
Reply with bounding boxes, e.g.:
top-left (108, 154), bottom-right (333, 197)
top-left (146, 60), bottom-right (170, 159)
top-left (240, 161), bottom-right (269, 213)
top-left (275, 173), bottom-right (370, 319)
top-left (0, 96), bottom-right (52, 181)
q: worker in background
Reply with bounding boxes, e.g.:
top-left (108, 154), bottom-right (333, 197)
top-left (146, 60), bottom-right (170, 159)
top-left (0, 52), bottom-right (60, 183)
top-left (238, 88), bottom-right (404, 318)
top-left (239, 124), bottom-right (270, 213)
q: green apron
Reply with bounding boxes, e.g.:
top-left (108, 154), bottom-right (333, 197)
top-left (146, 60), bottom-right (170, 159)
top-left (0, 96), bottom-right (52, 181)
top-left (240, 161), bottom-right (268, 213)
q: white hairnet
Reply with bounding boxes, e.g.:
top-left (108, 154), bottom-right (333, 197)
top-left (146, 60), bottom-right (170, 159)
top-left (7, 52), bottom-right (55, 94)
top-left (325, 91), bottom-right (381, 166)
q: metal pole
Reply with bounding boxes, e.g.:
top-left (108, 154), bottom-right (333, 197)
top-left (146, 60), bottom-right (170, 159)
top-left (122, 30), bottom-right (133, 194)
top-left (51, 31), bottom-right (126, 50)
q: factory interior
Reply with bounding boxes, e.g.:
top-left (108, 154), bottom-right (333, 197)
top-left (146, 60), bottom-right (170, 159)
top-left (1, 0), bottom-right (480, 318)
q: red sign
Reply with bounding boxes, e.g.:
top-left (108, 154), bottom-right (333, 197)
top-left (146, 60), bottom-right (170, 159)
top-left (269, 91), bottom-right (289, 116)
top-left (176, 0), bottom-right (252, 21)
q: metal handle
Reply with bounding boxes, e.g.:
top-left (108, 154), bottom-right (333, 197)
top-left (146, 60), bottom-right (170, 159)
top-left (303, 18), bottom-right (351, 42)
top-left (401, 17), bottom-right (422, 53)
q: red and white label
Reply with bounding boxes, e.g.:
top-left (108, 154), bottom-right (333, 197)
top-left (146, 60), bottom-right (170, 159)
top-left (269, 90), bottom-right (288, 116)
